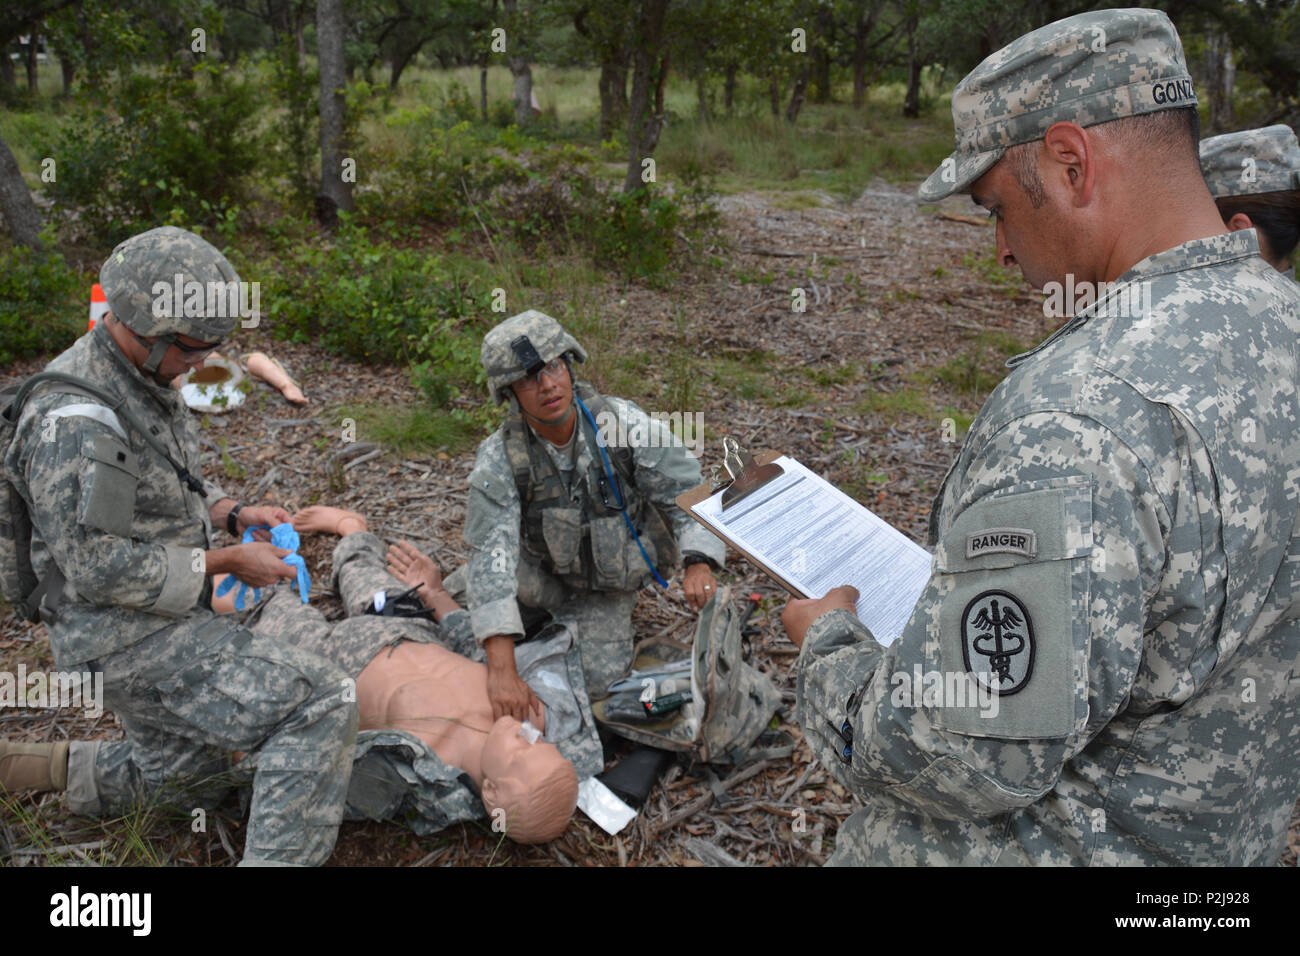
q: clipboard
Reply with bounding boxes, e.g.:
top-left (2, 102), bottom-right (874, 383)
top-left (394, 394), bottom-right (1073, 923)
top-left (675, 440), bottom-right (810, 599)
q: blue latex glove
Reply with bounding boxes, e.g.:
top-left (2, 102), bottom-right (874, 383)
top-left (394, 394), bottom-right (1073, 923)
top-left (214, 568), bottom-right (259, 611)
top-left (216, 524), bottom-right (313, 609)
top-left (269, 523), bottom-right (312, 604)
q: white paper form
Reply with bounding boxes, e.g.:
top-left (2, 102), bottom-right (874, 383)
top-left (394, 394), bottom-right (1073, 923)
top-left (692, 456), bottom-right (932, 646)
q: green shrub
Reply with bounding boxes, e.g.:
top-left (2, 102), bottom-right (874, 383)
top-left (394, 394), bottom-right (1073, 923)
top-left (0, 245), bottom-right (84, 364)
top-left (37, 63), bottom-right (267, 242)
top-left (592, 187), bottom-right (681, 281)
top-left (260, 221), bottom-right (484, 365)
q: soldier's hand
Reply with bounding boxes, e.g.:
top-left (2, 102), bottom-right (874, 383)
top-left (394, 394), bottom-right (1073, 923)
top-left (781, 586), bottom-right (860, 649)
top-left (226, 543), bottom-right (297, 588)
top-left (484, 635), bottom-right (541, 723)
top-left (683, 562), bottom-right (717, 611)
top-left (239, 505), bottom-right (293, 542)
top-left (486, 665), bottom-right (542, 724)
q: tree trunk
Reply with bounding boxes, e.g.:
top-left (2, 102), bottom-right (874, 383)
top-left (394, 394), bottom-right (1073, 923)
top-left (503, 0), bottom-right (532, 126)
top-left (598, 55), bottom-right (625, 140)
top-left (510, 61), bottom-right (532, 125)
top-left (852, 13), bottom-right (869, 108)
top-left (0, 132), bottom-right (45, 252)
top-left (480, 50), bottom-right (489, 120)
top-left (769, 74), bottom-right (780, 117)
top-left (902, 14), bottom-right (921, 118)
top-left (696, 73), bottom-right (711, 121)
top-left (316, 0), bottom-right (353, 226)
top-left (623, 0), bottom-right (670, 194)
top-left (1205, 27), bottom-right (1236, 134)
top-left (785, 67), bottom-right (810, 124)
top-left (811, 9), bottom-right (832, 104)
top-left (60, 53), bottom-right (74, 95)
top-left (723, 63), bottom-right (736, 114)
top-left (614, 58), bottom-right (629, 115)
top-left (389, 40), bottom-right (425, 91)
top-left (0, 53), bottom-right (14, 95)
top-left (26, 25), bottom-right (40, 92)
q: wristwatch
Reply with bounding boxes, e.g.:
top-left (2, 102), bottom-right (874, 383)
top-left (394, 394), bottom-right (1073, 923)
top-left (682, 552), bottom-right (712, 569)
top-left (227, 503), bottom-right (245, 537)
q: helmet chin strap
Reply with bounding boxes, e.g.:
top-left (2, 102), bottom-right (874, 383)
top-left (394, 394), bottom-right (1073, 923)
top-left (141, 333), bottom-right (176, 376)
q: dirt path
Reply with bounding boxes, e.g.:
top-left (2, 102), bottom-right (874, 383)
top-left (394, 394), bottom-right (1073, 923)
top-left (3, 181), bottom-right (1296, 866)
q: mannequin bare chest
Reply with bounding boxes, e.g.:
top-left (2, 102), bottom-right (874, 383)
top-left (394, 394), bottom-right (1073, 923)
top-left (355, 641), bottom-right (496, 781)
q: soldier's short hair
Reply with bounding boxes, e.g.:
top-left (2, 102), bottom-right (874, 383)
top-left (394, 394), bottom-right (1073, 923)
top-left (1003, 107), bottom-right (1200, 208)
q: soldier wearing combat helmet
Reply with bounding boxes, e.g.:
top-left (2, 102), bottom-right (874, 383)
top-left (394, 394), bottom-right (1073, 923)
top-left (448, 310), bottom-right (724, 721)
top-left (0, 226), bottom-right (357, 866)
top-left (784, 8), bottom-right (1300, 865)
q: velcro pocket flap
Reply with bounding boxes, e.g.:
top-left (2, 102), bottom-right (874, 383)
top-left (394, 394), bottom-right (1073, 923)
top-left (80, 434), bottom-right (140, 537)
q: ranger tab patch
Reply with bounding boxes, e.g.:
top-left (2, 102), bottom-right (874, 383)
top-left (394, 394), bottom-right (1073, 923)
top-left (961, 590), bottom-right (1035, 695)
top-left (966, 527), bottom-right (1037, 559)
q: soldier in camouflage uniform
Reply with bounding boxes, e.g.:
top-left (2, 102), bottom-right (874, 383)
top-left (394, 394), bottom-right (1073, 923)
top-left (1199, 124), bottom-right (1300, 274)
top-left (453, 311), bottom-right (725, 721)
top-left (784, 9), bottom-right (1300, 865)
top-left (0, 227), bottom-right (357, 866)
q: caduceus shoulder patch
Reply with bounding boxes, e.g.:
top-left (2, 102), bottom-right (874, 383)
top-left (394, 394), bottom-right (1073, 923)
top-left (961, 589), bottom-right (1035, 695)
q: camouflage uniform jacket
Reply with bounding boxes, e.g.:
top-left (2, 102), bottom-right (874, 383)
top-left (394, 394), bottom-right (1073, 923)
top-left (463, 386), bottom-right (723, 643)
top-left (5, 322), bottom-right (223, 667)
top-left (797, 231), bottom-right (1300, 865)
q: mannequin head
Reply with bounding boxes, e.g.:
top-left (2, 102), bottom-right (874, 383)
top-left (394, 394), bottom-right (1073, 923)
top-left (479, 716), bottom-right (578, 844)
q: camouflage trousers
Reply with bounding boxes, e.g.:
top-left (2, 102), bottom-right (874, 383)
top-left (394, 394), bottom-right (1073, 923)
top-left (245, 531), bottom-right (462, 676)
top-left (446, 555), bottom-right (638, 696)
top-left (66, 610), bottom-right (359, 866)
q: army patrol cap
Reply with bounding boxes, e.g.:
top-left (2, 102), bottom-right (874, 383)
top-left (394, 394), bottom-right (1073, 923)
top-left (1199, 125), bottom-right (1300, 199)
top-left (482, 310), bottom-right (589, 403)
top-left (100, 226), bottom-right (241, 342)
top-left (918, 8), bottom-right (1198, 201)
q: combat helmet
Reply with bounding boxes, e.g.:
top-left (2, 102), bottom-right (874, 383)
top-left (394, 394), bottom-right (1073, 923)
top-left (99, 226), bottom-right (242, 373)
top-left (482, 310), bottom-right (589, 403)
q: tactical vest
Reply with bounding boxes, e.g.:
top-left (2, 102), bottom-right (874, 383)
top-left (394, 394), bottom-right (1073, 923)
top-left (503, 383), bottom-right (679, 592)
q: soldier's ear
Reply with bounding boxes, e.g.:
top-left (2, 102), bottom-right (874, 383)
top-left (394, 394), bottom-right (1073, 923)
top-left (1225, 212), bottom-right (1255, 234)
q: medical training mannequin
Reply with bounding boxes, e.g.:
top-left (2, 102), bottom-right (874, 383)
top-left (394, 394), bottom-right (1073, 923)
top-left (218, 505), bottom-right (579, 844)
top-left (354, 636), bottom-right (578, 844)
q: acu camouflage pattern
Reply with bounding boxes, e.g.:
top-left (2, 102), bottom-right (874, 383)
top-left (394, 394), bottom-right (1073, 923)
top-left (594, 586), bottom-right (782, 765)
top-left (796, 230), bottom-right (1300, 865)
top-left (246, 531), bottom-right (602, 834)
top-left (481, 310), bottom-right (589, 403)
top-left (67, 611), bottom-right (358, 866)
top-left (14, 319), bottom-right (357, 865)
top-left (5, 321), bottom-right (227, 667)
top-left (504, 382), bottom-right (680, 590)
top-left (99, 225), bottom-right (242, 340)
top-left (918, 8), bottom-right (1197, 201)
top-left (1200, 124), bottom-right (1300, 199)
top-left (462, 389), bottom-right (723, 692)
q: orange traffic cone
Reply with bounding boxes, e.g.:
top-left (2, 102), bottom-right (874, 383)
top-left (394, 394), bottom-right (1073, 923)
top-left (88, 284), bottom-right (108, 331)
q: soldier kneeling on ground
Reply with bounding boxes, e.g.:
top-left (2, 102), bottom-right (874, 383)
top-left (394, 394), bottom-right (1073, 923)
top-left (0, 227), bottom-right (356, 866)
top-left (446, 311), bottom-right (726, 722)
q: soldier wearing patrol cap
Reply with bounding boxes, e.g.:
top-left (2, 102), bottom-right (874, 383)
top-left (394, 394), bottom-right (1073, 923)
top-left (784, 9), bottom-right (1300, 865)
top-left (449, 310), bottom-right (724, 722)
top-left (1200, 124), bottom-right (1300, 273)
top-left (0, 226), bottom-right (358, 866)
